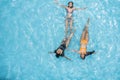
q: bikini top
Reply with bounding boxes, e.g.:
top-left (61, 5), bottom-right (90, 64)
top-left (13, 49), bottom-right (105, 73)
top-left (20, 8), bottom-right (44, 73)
top-left (58, 44), bottom-right (66, 51)
top-left (66, 8), bottom-right (74, 14)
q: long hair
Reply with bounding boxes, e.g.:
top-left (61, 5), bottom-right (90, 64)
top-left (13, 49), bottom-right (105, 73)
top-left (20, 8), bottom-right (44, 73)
top-left (68, 1), bottom-right (74, 8)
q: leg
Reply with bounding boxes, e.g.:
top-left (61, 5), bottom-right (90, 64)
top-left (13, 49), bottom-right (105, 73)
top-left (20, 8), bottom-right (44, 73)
top-left (80, 18), bottom-right (90, 41)
top-left (70, 19), bottom-right (73, 33)
top-left (65, 19), bottom-right (69, 38)
top-left (65, 32), bottom-right (74, 48)
top-left (61, 38), bottom-right (67, 44)
top-left (83, 18), bottom-right (90, 32)
top-left (80, 31), bottom-right (86, 40)
top-left (84, 18), bottom-right (90, 42)
top-left (80, 31), bottom-right (88, 42)
top-left (85, 31), bottom-right (89, 42)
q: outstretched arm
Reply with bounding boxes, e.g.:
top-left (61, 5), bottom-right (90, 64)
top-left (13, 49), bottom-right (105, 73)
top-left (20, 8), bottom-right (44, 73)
top-left (67, 48), bottom-right (80, 54)
top-left (54, 0), bottom-right (67, 8)
top-left (49, 51), bottom-right (72, 60)
top-left (48, 51), bottom-right (55, 54)
top-left (74, 7), bottom-right (87, 10)
top-left (71, 50), bottom-right (79, 53)
top-left (63, 56), bottom-right (72, 61)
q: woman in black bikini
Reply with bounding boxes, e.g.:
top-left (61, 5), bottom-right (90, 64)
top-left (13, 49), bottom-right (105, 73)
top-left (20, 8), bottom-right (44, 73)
top-left (49, 31), bottom-right (75, 60)
top-left (55, 0), bottom-right (86, 37)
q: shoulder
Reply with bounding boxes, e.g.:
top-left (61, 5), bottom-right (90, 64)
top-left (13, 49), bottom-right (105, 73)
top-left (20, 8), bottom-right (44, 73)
top-left (72, 7), bottom-right (76, 10)
top-left (65, 6), bottom-right (69, 9)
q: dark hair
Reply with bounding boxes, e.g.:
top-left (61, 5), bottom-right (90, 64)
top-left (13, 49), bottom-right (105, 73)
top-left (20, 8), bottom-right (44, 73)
top-left (56, 54), bottom-right (60, 58)
top-left (55, 49), bottom-right (64, 58)
top-left (55, 49), bottom-right (59, 58)
top-left (80, 55), bottom-right (85, 60)
top-left (68, 1), bottom-right (74, 8)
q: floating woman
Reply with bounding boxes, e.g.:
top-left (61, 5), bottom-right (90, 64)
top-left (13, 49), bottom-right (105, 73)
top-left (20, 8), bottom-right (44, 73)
top-left (70, 18), bottom-right (95, 60)
top-left (54, 0), bottom-right (87, 37)
top-left (49, 30), bottom-right (75, 60)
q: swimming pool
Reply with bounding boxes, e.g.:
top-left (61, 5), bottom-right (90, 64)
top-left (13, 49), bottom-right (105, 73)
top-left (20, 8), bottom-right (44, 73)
top-left (0, 0), bottom-right (120, 80)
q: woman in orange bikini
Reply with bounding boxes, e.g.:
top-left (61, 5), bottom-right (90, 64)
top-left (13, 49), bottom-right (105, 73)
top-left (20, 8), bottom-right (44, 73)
top-left (54, 0), bottom-right (86, 37)
top-left (71, 18), bottom-right (95, 60)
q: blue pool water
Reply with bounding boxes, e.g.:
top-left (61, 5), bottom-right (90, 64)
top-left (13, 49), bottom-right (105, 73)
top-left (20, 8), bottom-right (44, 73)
top-left (0, 0), bottom-right (120, 80)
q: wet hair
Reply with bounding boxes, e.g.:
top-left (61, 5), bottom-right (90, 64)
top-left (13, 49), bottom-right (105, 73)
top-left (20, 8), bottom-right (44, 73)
top-left (55, 49), bottom-right (60, 58)
top-left (55, 49), bottom-right (64, 58)
top-left (68, 1), bottom-right (74, 8)
top-left (56, 54), bottom-right (60, 58)
top-left (56, 53), bottom-right (64, 58)
top-left (80, 55), bottom-right (85, 60)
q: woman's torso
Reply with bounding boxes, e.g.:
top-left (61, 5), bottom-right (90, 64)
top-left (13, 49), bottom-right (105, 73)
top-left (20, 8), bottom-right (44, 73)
top-left (66, 7), bottom-right (74, 18)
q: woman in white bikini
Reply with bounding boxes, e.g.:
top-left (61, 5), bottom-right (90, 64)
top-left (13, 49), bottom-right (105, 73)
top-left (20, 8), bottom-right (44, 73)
top-left (55, 0), bottom-right (87, 37)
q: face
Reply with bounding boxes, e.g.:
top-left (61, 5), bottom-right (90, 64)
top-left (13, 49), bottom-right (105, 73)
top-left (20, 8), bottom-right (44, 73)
top-left (56, 49), bottom-right (63, 55)
top-left (80, 54), bottom-right (85, 60)
top-left (68, 2), bottom-right (73, 8)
